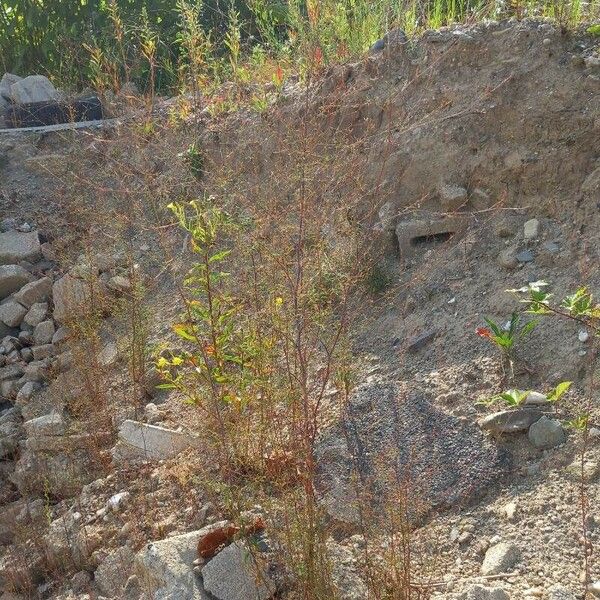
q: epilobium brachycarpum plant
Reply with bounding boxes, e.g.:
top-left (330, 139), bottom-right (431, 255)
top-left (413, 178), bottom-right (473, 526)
top-left (476, 311), bottom-right (537, 379)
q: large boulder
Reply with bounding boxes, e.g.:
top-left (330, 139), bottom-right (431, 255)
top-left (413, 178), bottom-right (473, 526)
top-left (0, 230), bottom-right (41, 265)
top-left (0, 264), bottom-right (34, 300)
top-left (315, 382), bottom-right (509, 525)
top-left (8, 75), bottom-right (60, 104)
top-left (135, 528), bottom-right (210, 599)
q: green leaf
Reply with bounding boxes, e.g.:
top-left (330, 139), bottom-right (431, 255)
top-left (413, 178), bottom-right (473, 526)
top-left (547, 381), bottom-right (572, 403)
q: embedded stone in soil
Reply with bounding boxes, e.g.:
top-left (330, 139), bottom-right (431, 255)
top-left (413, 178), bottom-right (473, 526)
top-left (315, 382), bottom-right (510, 526)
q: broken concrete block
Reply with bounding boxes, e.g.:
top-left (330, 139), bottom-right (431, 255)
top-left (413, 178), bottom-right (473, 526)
top-left (113, 420), bottom-right (198, 461)
top-left (395, 215), bottom-right (467, 258)
top-left (0, 230), bottom-right (42, 265)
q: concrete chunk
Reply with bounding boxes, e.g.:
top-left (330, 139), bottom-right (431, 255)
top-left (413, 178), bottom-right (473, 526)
top-left (114, 420), bottom-right (197, 461)
top-left (0, 230), bottom-right (41, 265)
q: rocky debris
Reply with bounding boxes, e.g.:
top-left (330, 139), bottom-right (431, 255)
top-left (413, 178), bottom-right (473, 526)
top-left (201, 541), bottom-right (276, 600)
top-left (5, 75), bottom-right (60, 105)
top-left (528, 416), bottom-right (565, 449)
top-left (33, 319), bottom-right (55, 345)
top-left (480, 542), bottom-right (520, 575)
top-left (497, 246), bottom-right (519, 269)
top-left (406, 328), bottom-right (437, 352)
top-left (458, 585), bottom-right (509, 599)
top-left (515, 248), bottom-right (534, 263)
top-left (113, 420), bottom-right (199, 461)
top-left (478, 408), bottom-right (544, 434)
top-left (135, 528), bottom-right (210, 599)
top-left (0, 264), bottom-right (34, 300)
top-left (315, 382), bottom-right (509, 525)
top-left (23, 302), bottom-right (48, 327)
top-left (52, 274), bottom-right (91, 323)
top-left (0, 230), bottom-right (42, 265)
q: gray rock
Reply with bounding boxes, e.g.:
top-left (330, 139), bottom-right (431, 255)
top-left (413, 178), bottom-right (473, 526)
top-left (113, 420), bottom-right (198, 461)
top-left (440, 184), bottom-right (468, 211)
top-left (15, 381), bottom-right (41, 406)
top-left (459, 585), bottom-right (509, 599)
top-left (95, 546), bottom-right (135, 597)
top-left (479, 408), bottom-right (543, 433)
top-left (528, 416), bottom-right (565, 449)
top-left (481, 542), bottom-right (520, 575)
top-left (0, 73), bottom-right (22, 101)
top-left (9, 75), bottom-right (60, 104)
top-left (13, 277), bottom-right (52, 308)
top-left (327, 539), bottom-right (369, 600)
top-left (0, 302), bottom-right (27, 327)
top-left (315, 382), bottom-right (509, 525)
top-left (0, 264), bottom-right (34, 300)
top-left (516, 248), bottom-right (534, 262)
top-left (23, 302), bottom-right (48, 327)
top-left (201, 541), bottom-right (275, 600)
top-left (33, 320), bottom-right (55, 345)
top-left (135, 528), bottom-right (210, 599)
top-left (497, 246), bottom-right (518, 269)
top-left (0, 230), bottom-right (41, 265)
top-left (523, 218), bottom-right (540, 240)
top-left (23, 412), bottom-right (65, 437)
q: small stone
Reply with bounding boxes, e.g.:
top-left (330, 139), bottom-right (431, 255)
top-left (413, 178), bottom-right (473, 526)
top-left (524, 391), bottom-right (549, 406)
top-left (579, 330), bottom-right (590, 343)
top-left (516, 249), bottom-right (534, 263)
top-left (528, 416), bottom-right (565, 449)
top-left (0, 302), bottom-right (27, 327)
top-left (523, 218), bottom-right (540, 240)
top-left (479, 408), bottom-right (543, 433)
top-left (497, 246), bottom-right (518, 269)
top-left (406, 329), bottom-right (437, 352)
top-left (459, 584), bottom-right (510, 599)
top-left (33, 320), bottom-right (55, 345)
top-left (481, 542), bottom-right (520, 575)
top-left (504, 501), bottom-right (518, 521)
top-left (543, 37), bottom-right (552, 46)
top-left (107, 491), bottom-right (130, 512)
top-left (589, 581), bottom-right (600, 597)
top-left (108, 275), bottom-right (132, 294)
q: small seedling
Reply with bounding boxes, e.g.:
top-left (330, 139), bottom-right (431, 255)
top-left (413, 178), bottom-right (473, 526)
top-left (478, 380), bottom-right (572, 408)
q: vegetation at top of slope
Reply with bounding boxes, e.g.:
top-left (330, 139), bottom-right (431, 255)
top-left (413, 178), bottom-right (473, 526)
top-left (1, 0), bottom-right (598, 97)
